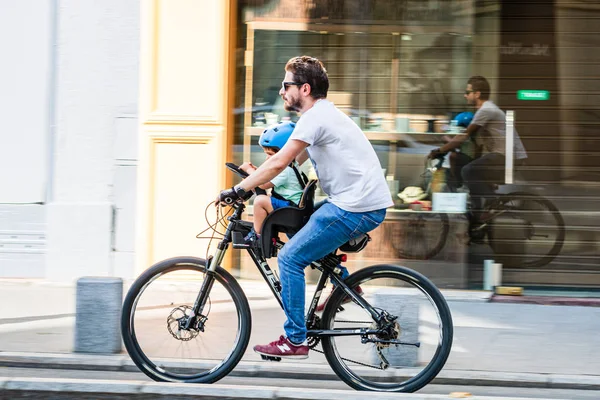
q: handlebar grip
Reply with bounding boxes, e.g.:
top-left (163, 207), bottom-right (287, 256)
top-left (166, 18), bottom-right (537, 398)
top-left (225, 162), bottom-right (249, 178)
top-left (225, 162), bottom-right (266, 198)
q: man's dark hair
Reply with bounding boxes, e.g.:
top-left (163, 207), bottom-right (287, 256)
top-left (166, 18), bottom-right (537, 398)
top-left (285, 56), bottom-right (329, 99)
top-left (467, 75), bottom-right (490, 100)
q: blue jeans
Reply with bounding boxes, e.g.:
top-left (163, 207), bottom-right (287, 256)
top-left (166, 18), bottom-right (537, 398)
top-left (277, 202), bottom-right (387, 344)
top-left (313, 199), bottom-right (350, 282)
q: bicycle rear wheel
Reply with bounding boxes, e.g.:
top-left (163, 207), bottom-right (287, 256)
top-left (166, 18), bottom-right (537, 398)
top-left (488, 192), bottom-right (565, 268)
top-left (390, 213), bottom-right (449, 260)
top-left (121, 256), bottom-right (251, 383)
top-left (321, 265), bottom-right (453, 392)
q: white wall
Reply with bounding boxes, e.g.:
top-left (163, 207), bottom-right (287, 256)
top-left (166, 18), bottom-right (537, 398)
top-left (0, 0), bottom-right (53, 203)
top-left (46, 0), bottom-right (139, 281)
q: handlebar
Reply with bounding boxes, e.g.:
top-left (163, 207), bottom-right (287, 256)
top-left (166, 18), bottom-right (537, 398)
top-left (224, 162), bottom-right (267, 197)
top-left (426, 154), bottom-right (445, 172)
top-left (226, 162), bottom-right (249, 179)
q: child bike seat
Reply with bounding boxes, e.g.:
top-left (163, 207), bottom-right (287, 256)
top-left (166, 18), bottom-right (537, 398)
top-left (260, 180), bottom-right (317, 258)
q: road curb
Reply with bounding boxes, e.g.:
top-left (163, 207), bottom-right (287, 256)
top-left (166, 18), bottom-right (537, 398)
top-left (491, 294), bottom-right (600, 307)
top-left (1, 352), bottom-right (599, 391)
top-left (0, 376), bottom-right (567, 399)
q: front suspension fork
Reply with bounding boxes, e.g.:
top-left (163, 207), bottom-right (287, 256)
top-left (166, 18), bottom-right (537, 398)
top-left (182, 246), bottom-right (227, 329)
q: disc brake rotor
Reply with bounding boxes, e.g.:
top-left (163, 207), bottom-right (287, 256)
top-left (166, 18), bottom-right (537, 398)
top-left (166, 305), bottom-right (200, 341)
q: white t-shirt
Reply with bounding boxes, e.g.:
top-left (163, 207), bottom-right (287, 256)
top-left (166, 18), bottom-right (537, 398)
top-left (290, 99), bottom-right (394, 212)
top-left (472, 101), bottom-right (528, 159)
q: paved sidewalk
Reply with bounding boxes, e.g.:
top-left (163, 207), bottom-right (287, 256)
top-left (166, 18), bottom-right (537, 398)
top-left (0, 376), bottom-right (570, 400)
top-left (1, 278), bottom-right (599, 385)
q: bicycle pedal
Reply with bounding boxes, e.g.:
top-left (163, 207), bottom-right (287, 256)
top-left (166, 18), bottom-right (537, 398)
top-left (260, 355), bottom-right (282, 362)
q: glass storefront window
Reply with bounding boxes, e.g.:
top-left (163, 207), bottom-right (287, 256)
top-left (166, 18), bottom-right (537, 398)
top-left (230, 0), bottom-right (600, 289)
top-left (234, 0), bottom-right (475, 192)
top-left (231, 1), bottom-right (476, 281)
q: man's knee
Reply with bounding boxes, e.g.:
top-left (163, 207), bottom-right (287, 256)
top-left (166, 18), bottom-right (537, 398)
top-left (462, 162), bottom-right (475, 182)
top-left (278, 243), bottom-right (297, 270)
top-left (449, 151), bottom-right (458, 163)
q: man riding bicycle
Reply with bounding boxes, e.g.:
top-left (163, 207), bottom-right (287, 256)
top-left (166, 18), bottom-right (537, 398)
top-left (217, 56), bottom-right (393, 359)
top-left (429, 75), bottom-right (528, 226)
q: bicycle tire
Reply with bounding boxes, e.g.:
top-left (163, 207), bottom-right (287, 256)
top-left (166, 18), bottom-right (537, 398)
top-left (321, 265), bottom-right (453, 392)
top-left (121, 256), bottom-right (251, 383)
top-left (390, 213), bottom-right (450, 260)
top-left (488, 192), bottom-right (565, 268)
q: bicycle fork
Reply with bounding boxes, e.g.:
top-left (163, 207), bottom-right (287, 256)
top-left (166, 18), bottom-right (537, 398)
top-left (181, 246), bottom-right (227, 330)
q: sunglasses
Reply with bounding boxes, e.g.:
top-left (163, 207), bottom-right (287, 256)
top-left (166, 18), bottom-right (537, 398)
top-left (282, 81), bottom-right (306, 91)
top-left (464, 90), bottom-right (474, 95)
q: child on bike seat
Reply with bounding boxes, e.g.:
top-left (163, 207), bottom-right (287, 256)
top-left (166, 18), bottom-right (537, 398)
top-left (239, 121), bottom-right (306, 247)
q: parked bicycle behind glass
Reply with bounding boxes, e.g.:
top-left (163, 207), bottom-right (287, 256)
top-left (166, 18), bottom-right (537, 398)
top-left (392, 155), bottom-right (565, 268)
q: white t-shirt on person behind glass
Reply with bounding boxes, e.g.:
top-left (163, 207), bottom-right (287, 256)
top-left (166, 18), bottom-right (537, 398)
top-left (289, 99), bottom-right (394, 213)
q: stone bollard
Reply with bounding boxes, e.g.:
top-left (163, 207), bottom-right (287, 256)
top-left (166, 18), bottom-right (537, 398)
top-left (74, 277), bottom-right (123, 353)
top-left (371, 290), bottom-right (420, 367)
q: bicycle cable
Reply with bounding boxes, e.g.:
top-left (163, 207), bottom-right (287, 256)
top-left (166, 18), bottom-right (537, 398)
top-left (194, 201), bottom-right (234, 263)
top-left (310, 305), bottom-right (388, 370)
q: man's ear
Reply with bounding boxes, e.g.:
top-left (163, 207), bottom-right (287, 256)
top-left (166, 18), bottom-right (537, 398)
top-left (302, 83), bottom-right (312, 97)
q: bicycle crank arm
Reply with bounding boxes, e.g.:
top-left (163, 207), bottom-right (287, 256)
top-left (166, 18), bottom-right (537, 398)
top-left (361, 338), bottom-right (421, 347)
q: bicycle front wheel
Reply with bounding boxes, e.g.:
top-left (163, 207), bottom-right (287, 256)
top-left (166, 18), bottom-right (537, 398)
top-left (321, 265), bottom-right (453, 392)
top-left (121, 256), bottom-right (251, 383)
top-left (390, 213), bottom-right (449, 260)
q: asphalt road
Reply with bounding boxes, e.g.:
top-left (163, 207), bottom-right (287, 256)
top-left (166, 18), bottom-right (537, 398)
top-left (2, 367), bottom-right (600, 399)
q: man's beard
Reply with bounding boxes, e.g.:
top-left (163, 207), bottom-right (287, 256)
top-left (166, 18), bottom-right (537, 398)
top-left (283, 96), bottom-right (303, 112)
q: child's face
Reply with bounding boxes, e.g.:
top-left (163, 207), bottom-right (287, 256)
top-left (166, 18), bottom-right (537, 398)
top-left (263, 148), bottom-right (276, 159)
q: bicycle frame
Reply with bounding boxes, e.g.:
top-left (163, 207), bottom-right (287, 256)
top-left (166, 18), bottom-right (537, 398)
top-left (192, 202), bottom-right (390, 339)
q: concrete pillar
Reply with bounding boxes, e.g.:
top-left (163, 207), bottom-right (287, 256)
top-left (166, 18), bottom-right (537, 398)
top-left (372, 291), bottom-right (420, 367)
top-left (74, 277), bottom-right (123, 353)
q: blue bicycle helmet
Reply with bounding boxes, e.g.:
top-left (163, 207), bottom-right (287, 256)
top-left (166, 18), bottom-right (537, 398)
top-left (259, 121), bottom-right (296, 151)
top-left (453, 111), bottom-right (474, 127)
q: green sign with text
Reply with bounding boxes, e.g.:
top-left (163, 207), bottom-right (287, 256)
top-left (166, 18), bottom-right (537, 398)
top-left (517, 90), bottom-right (550, 100)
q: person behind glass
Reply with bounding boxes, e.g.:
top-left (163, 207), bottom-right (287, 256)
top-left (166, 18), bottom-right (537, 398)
top-left (238, 122), bottom-right (304, 247)
top-left (217, 56), bottom-right (393, 359)
top-left (429, 75), bottom-right (527, 226)
top-left (443, 111), bottom-right (479, 190)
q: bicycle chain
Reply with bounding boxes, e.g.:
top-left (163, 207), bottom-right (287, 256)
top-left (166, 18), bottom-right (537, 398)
top-left (334, 319), bottom-right (372, 324)
top-left (309, 318), bottom-right (385, 370)
top-left (310, 345), bottom-right (384, 370)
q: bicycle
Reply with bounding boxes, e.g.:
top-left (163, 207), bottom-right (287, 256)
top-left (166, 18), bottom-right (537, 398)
top-left (392, 155), bottom-right (565, 268)
top-left (121, 162), bottom-right (453, 392)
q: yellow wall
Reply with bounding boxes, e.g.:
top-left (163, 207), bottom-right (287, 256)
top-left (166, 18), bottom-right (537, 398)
top-left (136, 0), bottom-right (235, 273)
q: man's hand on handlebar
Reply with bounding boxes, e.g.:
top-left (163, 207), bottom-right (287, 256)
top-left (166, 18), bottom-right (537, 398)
top-left (215, 186), bottom-right (253, 207)
top-left (428, 148), bottom-right (447, 159)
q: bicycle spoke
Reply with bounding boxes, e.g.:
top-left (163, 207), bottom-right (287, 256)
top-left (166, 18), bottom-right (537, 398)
top-left (122, 259), bottom-right (251, 383)
top-left (321, 265), bottom-right (452, 392)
